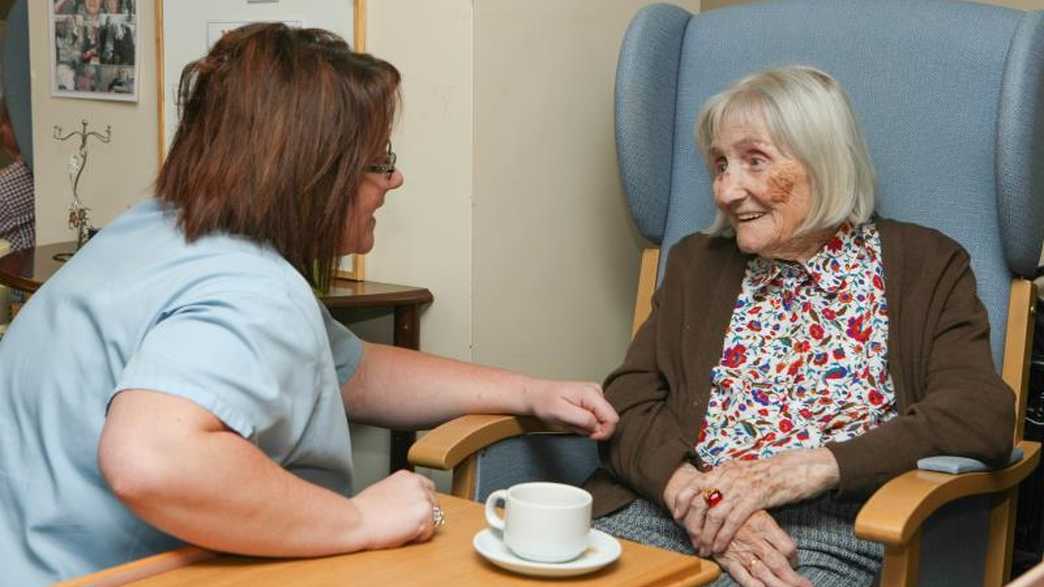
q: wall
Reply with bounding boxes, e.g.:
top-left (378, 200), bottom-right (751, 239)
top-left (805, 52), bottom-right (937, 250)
top-left (365, 0), bottom-right (475, 364)
top-left (158, 1), bottom-right (353, 154)
top-left (29, 0), bottom-right (159, 246)
top-left (365, 0), bottom-right (704, 384)
top-left (469, 0), bottom-right (696, 379)
top-left (353, 0), bottom-right (476, 491)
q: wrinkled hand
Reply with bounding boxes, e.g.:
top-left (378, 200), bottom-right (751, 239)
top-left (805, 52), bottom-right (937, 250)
top-left (523, 379), bottom-right (618, 440)
top-left (352, 470), bottom-right (439, 550)
top-left (711, 511), bottom-right (811, 587)
top-left (666, 449), bottom-right (838, 556)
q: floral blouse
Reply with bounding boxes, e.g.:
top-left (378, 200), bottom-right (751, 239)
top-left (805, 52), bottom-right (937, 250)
top-left (694, 222), bottom-right (897, 466)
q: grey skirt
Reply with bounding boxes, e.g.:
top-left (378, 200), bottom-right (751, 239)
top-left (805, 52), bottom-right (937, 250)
top-left (594, 494), bottom-right (882, 587)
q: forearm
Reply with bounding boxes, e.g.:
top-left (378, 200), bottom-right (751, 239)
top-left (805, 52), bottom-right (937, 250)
top-left (342, 342), bottom-right (532, 429)
top-left (664, 447), bottom-right (840, 512)
top-left (106, 428), bottom-right (369, 557)
top-left (825, 390), bottom-right (1013, 497)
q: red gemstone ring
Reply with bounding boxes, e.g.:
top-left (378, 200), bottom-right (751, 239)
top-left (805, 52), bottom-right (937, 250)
top-left (703, 488), bottom-right (723, 508)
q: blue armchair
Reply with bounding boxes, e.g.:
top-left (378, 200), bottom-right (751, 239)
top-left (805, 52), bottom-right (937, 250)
top-left (410, 2), bottom-right (1044, 585)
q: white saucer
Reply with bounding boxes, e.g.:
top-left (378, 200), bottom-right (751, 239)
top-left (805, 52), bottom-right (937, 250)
top-left (473, 528), bottom-right (621, 578)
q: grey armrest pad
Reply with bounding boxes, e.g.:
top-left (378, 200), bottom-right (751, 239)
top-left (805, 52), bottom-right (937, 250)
top-left (917, 447), bottom-right (1024, 474)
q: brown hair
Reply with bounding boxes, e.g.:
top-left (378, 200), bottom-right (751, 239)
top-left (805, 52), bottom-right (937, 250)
top-left (155, 23), bottom-right (400, 290)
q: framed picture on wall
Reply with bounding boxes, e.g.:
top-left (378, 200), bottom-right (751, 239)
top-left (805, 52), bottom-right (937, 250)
top-left (156, 0), bottom-right (366, 279)
top-left (50, 0), bottom-right (139, 102)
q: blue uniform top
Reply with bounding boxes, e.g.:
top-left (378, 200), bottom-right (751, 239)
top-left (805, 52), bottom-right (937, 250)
top-left (0, 198), bottom-right (363, 585)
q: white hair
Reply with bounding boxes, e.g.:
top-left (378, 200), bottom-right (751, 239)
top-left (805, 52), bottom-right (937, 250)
top-left (696, 65), bottom-right (876, 237)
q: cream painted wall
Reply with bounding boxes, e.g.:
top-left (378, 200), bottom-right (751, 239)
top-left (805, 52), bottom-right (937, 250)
top-left (367, 0), bottom-right (703, 384)
top-left (29, 1), bottom-right (159, 246)
top-left (470, 0), bottom-right (697, 379)
top-left (353, 0), bottom-right (476, 491)
top-left (365, 0), bottom-right (474, 364)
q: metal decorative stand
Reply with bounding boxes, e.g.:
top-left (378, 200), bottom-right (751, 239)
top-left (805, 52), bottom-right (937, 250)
top-left (53, 120), bottom-right (111, 258)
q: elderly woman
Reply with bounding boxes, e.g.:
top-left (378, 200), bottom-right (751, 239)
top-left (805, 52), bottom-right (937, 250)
top-left (585, 66), bottom-right (1013, 587)
top-left (0, 24), bottom-right (616, 586)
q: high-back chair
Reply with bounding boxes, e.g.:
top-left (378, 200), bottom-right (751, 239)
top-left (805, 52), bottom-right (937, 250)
top-left (409, 1), bottom-right (1044, 585)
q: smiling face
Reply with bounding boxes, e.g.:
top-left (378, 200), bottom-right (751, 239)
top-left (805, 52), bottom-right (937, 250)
top-left (340, 166), bottom-right (404, 255)
top-left (710, 112), bottom-right (819, 261)
top-left (84, 0), bottom-right (102, 16)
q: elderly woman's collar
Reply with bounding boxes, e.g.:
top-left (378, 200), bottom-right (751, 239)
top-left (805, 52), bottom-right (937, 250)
top-left (747, 222), bottom-right (871, 295)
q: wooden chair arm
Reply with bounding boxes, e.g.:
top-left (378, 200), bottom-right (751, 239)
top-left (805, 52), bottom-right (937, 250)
top-left (854, 440), bottom-right (1041, 546)
top-left (55, 546), bottom-right (215, 587)
top-left (408, 415), bottom-right (561, 470)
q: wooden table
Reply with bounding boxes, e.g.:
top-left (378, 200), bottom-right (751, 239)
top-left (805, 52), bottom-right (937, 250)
top-left (58, 494), bottom-right (720, 587)
top-left (0, 241), bottom-right (71, 293)
top-left (0, 241), bottom-right (434, 473)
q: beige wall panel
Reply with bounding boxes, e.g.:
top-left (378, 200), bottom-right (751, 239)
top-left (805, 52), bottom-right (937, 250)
top-left (29, 1), bottom-right (159, 246)
top-left (365, 0), bottom-right (475, 364)
top-left (364, 0), bottom-right (476, 493)
top-left (470, 0), bottom-right (699, 381)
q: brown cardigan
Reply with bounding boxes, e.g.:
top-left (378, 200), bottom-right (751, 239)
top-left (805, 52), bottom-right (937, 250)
top-left (585, 219), bottom-right (1015, 518)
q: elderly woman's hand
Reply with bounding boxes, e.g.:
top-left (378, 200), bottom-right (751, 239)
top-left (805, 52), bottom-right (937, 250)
top-left (712, 510), bottom-right (811, 587)
top-left (522, 379), bottom-right (618, 440)
top-left (666, 448), bottom-right (839, 557)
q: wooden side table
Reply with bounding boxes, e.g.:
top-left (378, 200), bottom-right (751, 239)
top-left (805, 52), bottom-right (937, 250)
top-left (0, 241), bottom-right (69, 293)
top-left (0, 241), bottom-right (434, 473)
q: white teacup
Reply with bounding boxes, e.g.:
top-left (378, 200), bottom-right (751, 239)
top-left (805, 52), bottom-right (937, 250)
top-left (484, 482), bottom-right (592, 563)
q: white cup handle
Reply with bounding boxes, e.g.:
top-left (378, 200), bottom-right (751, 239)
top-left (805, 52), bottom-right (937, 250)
top-left (484, 489), bottom-right (508, 531)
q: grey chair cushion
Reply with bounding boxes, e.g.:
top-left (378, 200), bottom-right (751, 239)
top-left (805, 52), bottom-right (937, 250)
top-left (473, 434), bottom-right (599, 503)
top-left (917, 447), bottom-right (1025, 474)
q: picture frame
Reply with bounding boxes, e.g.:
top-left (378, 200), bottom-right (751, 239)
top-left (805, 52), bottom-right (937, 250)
top-left (50, 0), bottom-right (140, 102)
top-left (155, 0), bottom-right (368, 280)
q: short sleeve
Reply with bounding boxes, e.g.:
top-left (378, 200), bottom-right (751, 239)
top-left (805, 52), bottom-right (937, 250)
top-left (114, 287), bottom-right (324, 440)
top-left (318, 302), bottom-right (363, 386)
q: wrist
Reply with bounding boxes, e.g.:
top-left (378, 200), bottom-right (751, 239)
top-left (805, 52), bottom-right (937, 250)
top-left (663, 462), bottom-right (699, 505)
top-left (801, 448), bottom-right (840, 495)
top-left (342, 497), bottom-right (376, 552)
top-left (517, 375), bottom-right (546, 416)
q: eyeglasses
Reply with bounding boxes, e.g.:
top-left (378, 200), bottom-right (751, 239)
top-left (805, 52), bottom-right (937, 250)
top-left (365, 142), bottom-right (397, 179)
